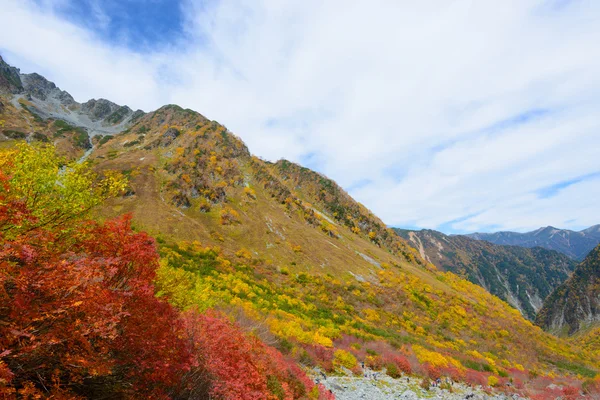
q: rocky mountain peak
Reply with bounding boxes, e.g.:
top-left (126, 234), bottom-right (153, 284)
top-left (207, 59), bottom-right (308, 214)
top-left (0, 55), bottom-right (23, 94)
top-left (0, 55), bottom-right (144, 136)
top-left (20, 72), bottom-right (75, 105)
top-left (81, 98), bottom-right (123, 121)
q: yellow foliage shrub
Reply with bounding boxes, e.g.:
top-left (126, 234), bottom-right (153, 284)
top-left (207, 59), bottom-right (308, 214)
top-left (235, 248), bottom-right (252, 260)
top-left (363, 308), bottom-right (381, 322)
top-left (488, 375), bottom-right (499, 387)
top-left (333, 349), bottom-right (357, 370)
top-left (219, 207), bottom-right (240, 225)
top-left (244, 186), bottom-right (257, 199)
top-left (413, 345), bottom-right (450, 368)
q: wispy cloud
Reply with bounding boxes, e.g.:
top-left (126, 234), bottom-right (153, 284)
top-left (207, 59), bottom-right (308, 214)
top-left (1, 0), bottom-right (599, 233)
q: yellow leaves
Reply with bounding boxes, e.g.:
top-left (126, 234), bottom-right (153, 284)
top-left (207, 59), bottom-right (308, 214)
top-left (320, 221), bottom-right (339, 237)
top-left (351, 226), bottom-right (361, 234)
top-left (415, 326), bottom-right (427, 336)
top-left (1, 143), bottom-right (127, 236)
top-left (181, 173), bottom-right (192, 184)
top-left (243, 186), bottom-right (256, 199)
top-left (313, 331), bottom-right (333, 347)
top-left (219, 207), bottom-right (240, 225)
top-left (368, 231), bottom-right (377, 240)
top-left (333, 349), bottom-right (357, 369)
top-left (288, 243), bottom-right (302, 253)
top-left (487, 375), bottom-right (499, 387)
top-left (235, 248), bottom-right (253, 260)
top-left (413, 345), bottom-right (453, 368)
top-left (513, 363), bottom-right (525, 372)
top-left (363, 308), bottom-right (381, 322)
top-left (467, 349), bottom-right (484, 360)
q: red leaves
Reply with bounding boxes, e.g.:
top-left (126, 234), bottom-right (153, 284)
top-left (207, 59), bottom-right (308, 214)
top-left (181, 309), bottom-right (327, 400)
top-left (0, 214), bottom-right (192, 398)
top-left (387, 354), bottom-right (412, 375)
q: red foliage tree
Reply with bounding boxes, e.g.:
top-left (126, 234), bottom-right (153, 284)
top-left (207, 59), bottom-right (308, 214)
top-left (0, 212), bottom-right (192, 398)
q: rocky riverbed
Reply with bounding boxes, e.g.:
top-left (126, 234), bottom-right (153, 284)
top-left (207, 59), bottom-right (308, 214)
top-left (311, 369), bottom-right (528, 400)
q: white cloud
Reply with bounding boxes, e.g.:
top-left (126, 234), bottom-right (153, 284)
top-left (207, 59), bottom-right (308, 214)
top-left (1, 0), bottom-right (599, 232)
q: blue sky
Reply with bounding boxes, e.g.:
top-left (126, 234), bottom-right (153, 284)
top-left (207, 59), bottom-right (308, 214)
top-left (43, 0), bottom-right (187, 51)
top-left (1, 0), bottom-right (600, 234)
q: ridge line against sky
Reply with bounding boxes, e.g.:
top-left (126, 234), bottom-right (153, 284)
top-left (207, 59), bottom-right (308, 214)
top-left (1, 0), bottom-right (599, 234)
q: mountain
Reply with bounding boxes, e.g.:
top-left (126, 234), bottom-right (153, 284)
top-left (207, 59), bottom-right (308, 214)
top-left (1, 56), bottom-right (599, 397)
top-left (536, 244), bottom-right (600, 335)
top-left (394, 229), bottom-right (576, 320)
top-left (0, 55), bottom-right (144, 144)
top-left (466, 225), bottom-right (600, 261)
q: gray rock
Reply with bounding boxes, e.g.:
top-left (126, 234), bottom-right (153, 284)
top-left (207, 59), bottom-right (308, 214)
top-left (0, 55), bottom-right (23, 94)
top-left (81, 99), bottom-right (120, 121)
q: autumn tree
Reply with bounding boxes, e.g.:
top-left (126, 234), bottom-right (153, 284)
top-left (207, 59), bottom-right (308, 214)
top-left (0, 144), bottom-right (191, 398)
top-left (0, 143), bottom-right (126, 237)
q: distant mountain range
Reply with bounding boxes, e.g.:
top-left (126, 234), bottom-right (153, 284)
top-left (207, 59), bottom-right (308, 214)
top-left (536, 244), bottom-right (600, 335)
top-left (394, 228), bottom-right (576, 320)
top-left (465, 225), bottom-right (600, 261)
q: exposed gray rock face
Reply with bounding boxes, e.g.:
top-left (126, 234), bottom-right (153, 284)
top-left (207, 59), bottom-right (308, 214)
top-left (21, 73), bottom-right (75, 105)
top-left (82, 99), bottom-right (121, 121)
top-left (0, 55), bottom-right (23, 94)
top-left (0, 55), bottom-right (144, 137)
top-left (536, 244), bottom-right (600, 334)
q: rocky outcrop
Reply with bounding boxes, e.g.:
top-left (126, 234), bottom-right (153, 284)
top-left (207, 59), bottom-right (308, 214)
top-left (0, 55), bottom-right (23, 94)
top-left (21, 73), bottom-right (75, 105)
top-left (81, 99), bottom-right (122, 121)
top-left (536, 244), bottom-right (600, 334)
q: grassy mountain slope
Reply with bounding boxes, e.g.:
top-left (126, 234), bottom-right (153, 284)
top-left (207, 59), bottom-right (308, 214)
top-left (85, 104), bottom-right (598, 383)
top-left (1, 58), bottom-right (599, 397)
top-left (536, 244), bottom-right (600, 335)
top-left (395, 229), bottom-right (576, 320)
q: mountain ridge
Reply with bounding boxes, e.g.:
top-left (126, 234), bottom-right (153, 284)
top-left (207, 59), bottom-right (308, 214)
top-left (536, 244), bottom-right (600, 335)
top-left (465, 224), bottom-right (600, 260)
top-left (394, 228), bottom-right (576, 320)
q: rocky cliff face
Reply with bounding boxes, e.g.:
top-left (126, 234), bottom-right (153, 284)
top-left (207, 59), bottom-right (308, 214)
top-left (0, 55), bottom-right (144, 137)
top-left (395, 228), bottom-right (576, 320)
top-left (536, 244), bottom-right (600, 335)
top-left (466, 225), bottom-right (600, 261)
top-left (0, 55), bottom-right (23, 94)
